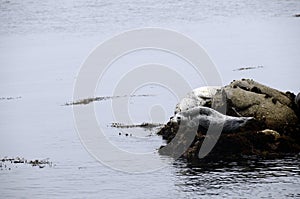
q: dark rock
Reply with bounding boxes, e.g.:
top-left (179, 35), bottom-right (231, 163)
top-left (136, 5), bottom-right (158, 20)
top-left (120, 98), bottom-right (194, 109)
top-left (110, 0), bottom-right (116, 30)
top-left (157, 79), bottom-right (300, 162)
top-left (213, 79), bottom-right (299, 133)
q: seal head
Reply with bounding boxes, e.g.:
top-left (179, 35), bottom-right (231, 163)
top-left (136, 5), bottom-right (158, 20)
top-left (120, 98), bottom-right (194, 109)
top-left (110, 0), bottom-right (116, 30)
top-left (172, 106), bottom-right (254, 134)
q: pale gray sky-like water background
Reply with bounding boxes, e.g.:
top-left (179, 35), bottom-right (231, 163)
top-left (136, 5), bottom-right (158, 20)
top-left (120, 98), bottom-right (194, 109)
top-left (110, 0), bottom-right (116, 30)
top-left (1, 0), bottom-right (300, 198)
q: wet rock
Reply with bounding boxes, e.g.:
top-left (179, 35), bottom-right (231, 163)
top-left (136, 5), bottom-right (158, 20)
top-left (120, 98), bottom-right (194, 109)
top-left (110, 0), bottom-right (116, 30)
top-left (158, 79), bottom-right (300, 162)
top-left (213, 79), bottom-right (299, 133)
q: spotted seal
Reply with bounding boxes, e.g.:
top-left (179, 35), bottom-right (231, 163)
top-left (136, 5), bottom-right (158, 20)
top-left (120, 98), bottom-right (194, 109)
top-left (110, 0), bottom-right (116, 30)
top-left (171, 106), bottom-right (254, 133)
top-left (175, 86), bottom-right (221, 114)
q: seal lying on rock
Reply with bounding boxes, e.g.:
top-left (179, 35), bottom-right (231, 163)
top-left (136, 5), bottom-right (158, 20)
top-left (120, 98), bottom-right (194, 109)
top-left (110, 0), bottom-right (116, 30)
top-left (175, 86), bottom-right (221, 114)
top-left (158, 79), bottom-right (300, 162)
top-left (171, 106), bottom-right (254, 134)
top-left (296, 93), bottom-right (300, 109)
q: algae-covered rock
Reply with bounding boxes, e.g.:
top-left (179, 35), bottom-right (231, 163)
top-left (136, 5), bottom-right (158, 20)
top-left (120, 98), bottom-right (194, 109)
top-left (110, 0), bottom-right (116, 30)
top-left (213, 79), bottom-right (299, 132)
top-left (158, 79), bottom-right (300, 162)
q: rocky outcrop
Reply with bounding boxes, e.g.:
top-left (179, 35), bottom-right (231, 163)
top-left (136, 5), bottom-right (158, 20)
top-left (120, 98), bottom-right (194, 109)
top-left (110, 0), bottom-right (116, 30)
top-left (213, 79), bottom-right (298, 131)
top-left (158, 79), bottom-right (300, 163)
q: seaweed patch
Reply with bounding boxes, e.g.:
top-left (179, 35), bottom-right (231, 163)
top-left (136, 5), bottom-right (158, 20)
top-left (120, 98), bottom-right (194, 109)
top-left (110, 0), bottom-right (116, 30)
top-left (0, 96), bottom-right (22, 101)
top-left (110, 122), bottom-right (164, 129)
top-left (233, 66), bottom-right (263, 71)
top-left (64, 94), bottom-right (155, 106)
top-left (0, 157), bottom-right (54, 170)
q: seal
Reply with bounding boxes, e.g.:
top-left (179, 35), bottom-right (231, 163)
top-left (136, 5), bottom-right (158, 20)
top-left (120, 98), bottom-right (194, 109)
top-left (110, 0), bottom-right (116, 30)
top-left (295, 92), bottom-right (300, 109)
top-left (171, 106), bottom-right (254, 133)
top-left (175, 86), bottom-right (221, 114)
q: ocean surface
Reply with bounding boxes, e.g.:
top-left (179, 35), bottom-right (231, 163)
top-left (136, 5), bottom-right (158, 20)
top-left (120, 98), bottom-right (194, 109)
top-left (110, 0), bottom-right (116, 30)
top-left (1, 0), bottom-right (300, 198)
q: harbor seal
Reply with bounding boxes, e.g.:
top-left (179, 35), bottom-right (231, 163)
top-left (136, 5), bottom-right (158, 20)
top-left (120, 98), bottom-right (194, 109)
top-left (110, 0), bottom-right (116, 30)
top-left (175, 86), bottom-right (221, 114)
top-left (171, 106), bottom-right (254, 134)
top-left (296, 92), bottom-right (300, 109)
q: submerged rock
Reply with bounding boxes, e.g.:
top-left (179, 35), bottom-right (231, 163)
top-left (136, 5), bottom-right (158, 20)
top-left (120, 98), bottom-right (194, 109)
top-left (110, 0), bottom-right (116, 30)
top-left (158, 79), bottom-right (300, 163)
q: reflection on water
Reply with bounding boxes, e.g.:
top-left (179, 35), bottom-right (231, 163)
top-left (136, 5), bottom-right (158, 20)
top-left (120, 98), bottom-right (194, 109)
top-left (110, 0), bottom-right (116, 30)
top-left (173, 155), bottom-right (300, 198)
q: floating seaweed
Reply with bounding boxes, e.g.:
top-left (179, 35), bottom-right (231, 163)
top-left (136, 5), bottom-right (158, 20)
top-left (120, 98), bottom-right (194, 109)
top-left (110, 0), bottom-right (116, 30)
top-left (0, 157), bottom-right (53, 170)
top-left (110, 122), bottom-right (164, 129)
top-left (233, 66), bottom-right (263, 71)
top-left (64, 94), bottom-right (154, 106)
top-left (0, 96), bottom-right (22, 101)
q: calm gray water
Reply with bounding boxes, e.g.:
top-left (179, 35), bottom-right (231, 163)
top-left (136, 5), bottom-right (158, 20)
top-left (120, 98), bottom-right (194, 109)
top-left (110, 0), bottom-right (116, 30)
top-left (1, 0), bottom-right (300, 198)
